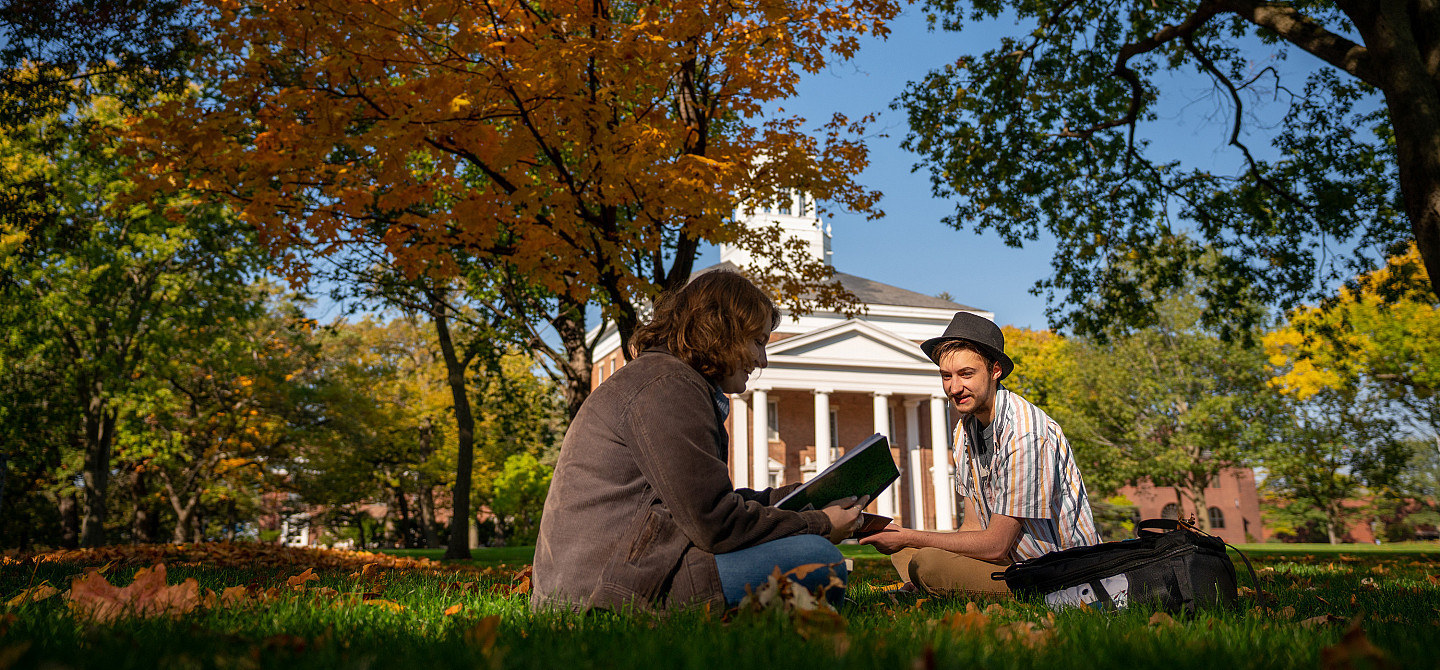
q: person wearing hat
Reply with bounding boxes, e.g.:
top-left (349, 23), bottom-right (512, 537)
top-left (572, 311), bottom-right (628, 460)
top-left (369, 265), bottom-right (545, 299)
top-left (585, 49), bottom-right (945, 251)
top-left (860, 312), bottom-right (1100, 596)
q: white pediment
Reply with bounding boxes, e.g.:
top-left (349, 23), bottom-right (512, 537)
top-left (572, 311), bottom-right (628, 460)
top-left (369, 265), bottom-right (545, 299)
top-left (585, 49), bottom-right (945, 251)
top-left (767, 319), bottom-right (932, 366)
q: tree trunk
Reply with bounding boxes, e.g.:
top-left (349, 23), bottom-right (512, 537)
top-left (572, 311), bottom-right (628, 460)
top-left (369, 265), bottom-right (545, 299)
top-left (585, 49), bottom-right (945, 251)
top-left (552, 297), bottom-right (594, 420)
top-left (224, 499), bottom-right (238, 542)
top-left (131, 466), bottom-right (156, 543)
top-left (1344, 3), bottom-right (1440, 299)
top-left (79, 386), bottom-right (116, 547)
top-left (417, 474), bottom-right (441, 549)
top-left (391, 484), bottom-right (416, 548)
top-left (0, 454), bottom-right (8, 523)
top-left (431, 290), bottom-right (476, 560)
top-left (356, 512), bottom-right (367, 550)
top-left (58, 492), bottom-right (80, 549)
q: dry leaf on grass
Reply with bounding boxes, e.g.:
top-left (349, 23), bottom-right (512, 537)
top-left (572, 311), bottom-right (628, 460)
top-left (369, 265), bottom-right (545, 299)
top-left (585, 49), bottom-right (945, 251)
top-left (1148, 612), bottom-right (1177, 628)
top-left (1301, 614), bottom-right (1344, 628)
top-left (444, 604), bottom-right (464, 616)
top-left (67, 563), bottom-right (200, 622)
top-left (4, 584), bottom-right (58, 608)
top-left (286, 568), bottom-right (319, 590)
top-left (509, 566), bottom-right (533, 596)
top-left (937, 607), bottom-right (990, 635)
top-left (995, 621), bottom-right (1052, 648)
top-left (1320, 617), bottom-right (1393, 670)
top-left (363, 598), bottom-right (404, 612)
top-left (794, 607), bottom-right (850, 656)
top-left (464, 615), bottom-right (502, 653)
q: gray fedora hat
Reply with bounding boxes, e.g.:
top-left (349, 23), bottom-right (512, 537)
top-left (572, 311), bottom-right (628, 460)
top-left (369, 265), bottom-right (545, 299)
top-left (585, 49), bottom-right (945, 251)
top-left (920, 312), bottom-right (1014, 380)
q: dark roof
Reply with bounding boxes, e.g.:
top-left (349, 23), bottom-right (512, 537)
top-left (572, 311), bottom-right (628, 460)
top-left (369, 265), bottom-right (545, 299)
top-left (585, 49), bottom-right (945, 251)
top-left (694, 262), bottom-right (981, 312)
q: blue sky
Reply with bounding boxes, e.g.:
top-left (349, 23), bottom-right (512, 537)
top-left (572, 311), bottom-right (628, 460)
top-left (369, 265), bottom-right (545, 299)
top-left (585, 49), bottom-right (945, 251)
top-left (688, 5), bottom-right (1359, 331)
top-left (693, 7), bottom-right (1065, 329)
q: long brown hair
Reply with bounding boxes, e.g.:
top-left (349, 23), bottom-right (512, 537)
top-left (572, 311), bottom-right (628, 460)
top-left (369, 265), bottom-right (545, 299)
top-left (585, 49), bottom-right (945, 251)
top-left (630, 270), bottom-right (780, 380)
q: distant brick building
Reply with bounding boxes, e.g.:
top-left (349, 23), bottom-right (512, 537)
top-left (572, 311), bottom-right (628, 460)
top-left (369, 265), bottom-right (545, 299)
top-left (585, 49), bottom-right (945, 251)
top-left (1115, 469), bottom-right (1266, 544)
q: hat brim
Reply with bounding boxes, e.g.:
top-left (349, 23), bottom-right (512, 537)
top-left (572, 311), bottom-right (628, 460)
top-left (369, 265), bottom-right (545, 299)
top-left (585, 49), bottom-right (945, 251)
top-left (921, 336), bottom-right (1014, 380)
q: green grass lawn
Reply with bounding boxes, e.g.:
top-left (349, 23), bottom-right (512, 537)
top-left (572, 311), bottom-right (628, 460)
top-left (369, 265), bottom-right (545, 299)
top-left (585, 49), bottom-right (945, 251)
top-left (3, 541), bottom-right (1438, 669)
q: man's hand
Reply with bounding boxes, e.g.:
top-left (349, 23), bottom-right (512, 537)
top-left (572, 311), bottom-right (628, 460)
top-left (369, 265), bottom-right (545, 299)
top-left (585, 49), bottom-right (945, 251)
top-left (820, 496), bottom-right (869, 544)
top-left (858, 523), bottom-right (909, 555)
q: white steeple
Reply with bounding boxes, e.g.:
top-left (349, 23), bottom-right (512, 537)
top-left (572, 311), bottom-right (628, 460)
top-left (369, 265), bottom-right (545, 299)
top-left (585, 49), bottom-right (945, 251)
top-left (721, 188), bottom-right (832, 269)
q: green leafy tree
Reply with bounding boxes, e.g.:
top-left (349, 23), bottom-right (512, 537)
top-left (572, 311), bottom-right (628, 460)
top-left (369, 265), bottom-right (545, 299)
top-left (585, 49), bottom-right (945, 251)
top-left (0, 85), bottom-right (263, 546)
top-left (117, 288), bottom-right (320, 543)
top-left (901, 1), bottom-right (1434, 337)
top-left (487, 453), bottom-right (553, 546)
top-left (1007, 294), bottom-right (1273, 530)
top-left (1260, 388), bottom-right (1407, 544)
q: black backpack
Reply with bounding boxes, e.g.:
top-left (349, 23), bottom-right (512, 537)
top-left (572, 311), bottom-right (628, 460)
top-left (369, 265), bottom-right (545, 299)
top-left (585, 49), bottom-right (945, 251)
top-left (995, 519), bottom-right (1260, 612)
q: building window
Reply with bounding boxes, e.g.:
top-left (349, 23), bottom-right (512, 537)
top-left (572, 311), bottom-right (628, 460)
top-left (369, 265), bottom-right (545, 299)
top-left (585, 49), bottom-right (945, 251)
top-left (829, 409), bottom-right (839, 451)
top-left (1161, 503), bottom-right (1180, 520)
top-left (767, 400), bottom-right (779, 441)
top-left (777, 192), bottom-right (792, 216)
top-left (1208, 507), bottom-right (1226, 529)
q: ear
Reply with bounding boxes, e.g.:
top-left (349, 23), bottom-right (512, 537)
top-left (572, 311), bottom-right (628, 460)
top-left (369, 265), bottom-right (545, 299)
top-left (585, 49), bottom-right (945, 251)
top-left (990, 361), bottom-right (1003, 382)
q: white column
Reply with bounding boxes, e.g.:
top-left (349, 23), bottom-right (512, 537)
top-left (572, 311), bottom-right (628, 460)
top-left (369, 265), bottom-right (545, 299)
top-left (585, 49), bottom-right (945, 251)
top-left (812, 390), bottom-right (832, 481)
top-left (731, 394), bottom-right (749, 489)
top-left (905, 399), bottom-right (925, 529)
top-left (930, 395), bottom-right (955, 530)
top-left (752, 388), bottom-right (770, 489)
top-left (873, 392), bottom-right (896, 518)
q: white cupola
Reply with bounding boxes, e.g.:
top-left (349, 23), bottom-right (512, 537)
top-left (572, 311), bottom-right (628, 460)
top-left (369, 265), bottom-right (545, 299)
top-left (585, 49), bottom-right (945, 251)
top-left (720, 188), bottom-right (833, 270)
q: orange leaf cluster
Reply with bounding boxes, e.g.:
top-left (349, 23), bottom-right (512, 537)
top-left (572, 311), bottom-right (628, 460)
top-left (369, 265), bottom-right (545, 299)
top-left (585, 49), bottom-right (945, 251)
top-left (128, 0), bottom-right (895, 319)
top-left (67, 564), bottom-right (201, 622)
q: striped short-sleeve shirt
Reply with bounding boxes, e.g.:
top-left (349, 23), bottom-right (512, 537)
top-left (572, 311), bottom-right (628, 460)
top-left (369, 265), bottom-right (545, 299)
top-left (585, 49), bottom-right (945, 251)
top-left (954, 387), bottom-right (1101, 562)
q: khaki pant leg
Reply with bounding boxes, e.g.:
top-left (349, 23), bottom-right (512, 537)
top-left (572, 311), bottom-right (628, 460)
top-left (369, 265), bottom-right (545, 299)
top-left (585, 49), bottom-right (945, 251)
top-left (889, 548), bottom-right (920, 584)
top-left (905, 547), bottom-right (1011, 597)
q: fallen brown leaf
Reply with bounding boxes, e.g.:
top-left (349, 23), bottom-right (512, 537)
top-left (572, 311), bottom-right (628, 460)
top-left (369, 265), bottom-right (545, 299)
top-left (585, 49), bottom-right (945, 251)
top-left (1320, 617), bottom-right (1392, 670)
top-left (509, 566), bottom-right (533, 596)
top-left (1148, 612), bottom-right (1177, 628)
top-left (286, 568), bottom-right (319, 590)
top-left (995, 621), bottom-right (1052, 648)
top-left (1278, 606), bottom-right (1296, 619)
top-left (463, 614), bottom-right (502, 653)
top-left (785, 563), bottom-right (833, 580)
top-left (938, 607), bottom-right (989, 635)
top-left (67, 563), bottom-right (200, 622)
top-left (1301, 614), bottom-right (1344, 628)
top-left (794, 607), bottom-right (850, 656)
top-left (444, 603), bottom-right (464, 616)
top-left (4, 584), bottom-right (58, 608)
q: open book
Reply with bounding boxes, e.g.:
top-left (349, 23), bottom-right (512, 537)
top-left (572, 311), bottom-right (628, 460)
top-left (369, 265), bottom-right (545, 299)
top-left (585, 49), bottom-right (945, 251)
top-left (775, 433), bottom-right (899, 535)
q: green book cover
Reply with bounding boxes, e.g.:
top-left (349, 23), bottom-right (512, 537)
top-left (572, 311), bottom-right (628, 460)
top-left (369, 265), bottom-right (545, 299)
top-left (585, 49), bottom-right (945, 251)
top-left (774, 433), bottom-right (899, 512)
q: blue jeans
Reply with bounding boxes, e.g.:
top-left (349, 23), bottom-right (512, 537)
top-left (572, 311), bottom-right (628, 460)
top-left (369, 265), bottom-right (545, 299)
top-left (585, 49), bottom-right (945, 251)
top-left (714, 534), bottom-right (847, 607)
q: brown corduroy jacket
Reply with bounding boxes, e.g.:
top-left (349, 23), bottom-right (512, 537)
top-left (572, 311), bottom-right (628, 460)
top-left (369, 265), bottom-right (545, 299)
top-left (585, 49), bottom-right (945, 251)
top-left (531, 347), bottom-right (832, 613)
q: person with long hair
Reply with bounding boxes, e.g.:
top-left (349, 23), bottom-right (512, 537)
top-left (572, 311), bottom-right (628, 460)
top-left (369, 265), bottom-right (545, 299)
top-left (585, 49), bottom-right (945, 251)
top-left (533, 270), bottom-right (866, 612)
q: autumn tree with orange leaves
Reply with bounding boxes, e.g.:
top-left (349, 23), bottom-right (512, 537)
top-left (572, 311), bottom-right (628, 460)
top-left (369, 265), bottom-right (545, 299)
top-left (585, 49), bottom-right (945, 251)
top-left (136, 0), bottom-right (896, 557)
top-left (135, 0), bottom-right (892, 343)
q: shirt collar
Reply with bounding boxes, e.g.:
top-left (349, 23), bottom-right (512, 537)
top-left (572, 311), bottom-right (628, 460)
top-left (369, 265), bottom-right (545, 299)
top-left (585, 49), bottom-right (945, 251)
top-left (710, 383), bottom-right (731, 421)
